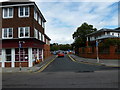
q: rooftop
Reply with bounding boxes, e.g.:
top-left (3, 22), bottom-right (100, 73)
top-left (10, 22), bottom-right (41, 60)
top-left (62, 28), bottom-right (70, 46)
top-left (87, 27), bottom-right (120, 36)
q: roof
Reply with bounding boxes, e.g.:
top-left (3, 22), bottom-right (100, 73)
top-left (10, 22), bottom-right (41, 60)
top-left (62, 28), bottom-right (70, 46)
top-left (115, 27), bottom-right (120, 31)
top-left (44, 34), bottom-right (51, 40)
top-left (87, 28), bottom-right (120, 36)
top-left (1, 0), bottom-right (34, 5)
top-left (1, 1), bottom-right (46, 22)
top-left (97, 35), bottom-right (118, 40)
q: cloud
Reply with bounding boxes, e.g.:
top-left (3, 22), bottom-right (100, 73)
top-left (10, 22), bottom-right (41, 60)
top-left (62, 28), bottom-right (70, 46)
top-left (1, 0), bottom-right (118, 44)
top-left (36, 2), bottom-right (118, 44)
top-left (32, 0), bottom-right (119, 2)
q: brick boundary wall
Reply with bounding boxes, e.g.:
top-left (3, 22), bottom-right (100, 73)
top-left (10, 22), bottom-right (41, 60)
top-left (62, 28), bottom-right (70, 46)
top-left (79, 46), bottom-right (120, 59)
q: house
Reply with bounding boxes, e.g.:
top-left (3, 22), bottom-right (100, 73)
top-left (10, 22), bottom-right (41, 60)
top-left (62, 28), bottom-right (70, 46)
top-left (79, 28), bottom-right (120, 59)
top-left (86, 28), bottom-right (120, 47)
top-left (0, 1), bottom-right (51, 67)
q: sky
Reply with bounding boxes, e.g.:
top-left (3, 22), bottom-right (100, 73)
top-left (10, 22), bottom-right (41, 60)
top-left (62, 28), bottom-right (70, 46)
top-left (1, 0), bottom-right (119, 44)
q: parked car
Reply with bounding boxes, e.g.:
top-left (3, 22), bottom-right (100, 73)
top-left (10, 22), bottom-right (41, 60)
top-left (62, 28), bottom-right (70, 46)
top-left (58, 52), bottom-right (64, 57)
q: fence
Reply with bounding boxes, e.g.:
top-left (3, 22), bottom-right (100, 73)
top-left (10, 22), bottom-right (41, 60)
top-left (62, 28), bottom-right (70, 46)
top-left (79, 45), bottom-right (120, 59)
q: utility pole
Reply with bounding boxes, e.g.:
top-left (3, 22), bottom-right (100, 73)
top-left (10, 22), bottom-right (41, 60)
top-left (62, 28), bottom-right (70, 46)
top-left (96, 40), bottom-right (99, 63)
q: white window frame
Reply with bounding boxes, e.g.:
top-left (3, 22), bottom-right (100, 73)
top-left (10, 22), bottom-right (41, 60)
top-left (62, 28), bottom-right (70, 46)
top-left (46, 39), bottom-right (48, 44)
top-left (3, 7), bottom-right (13, 18)
top-left (18, 6), bottom-right (29, 17)
top-left (42, 34), bottom-right (44, 42)
top-left (2, 28), bottom-right (13, 39)
top-left (5, 49), bottom-right (12, 62)
top-left (39, 32), bottom-right (41, 41)
top-left (34, 28), bottom-right (38, 39)
top-left (18, 27), bottom-right (30, 38)
top-left (38, 16), bottom-right (41, 25)
top-left (34, 9), bottom-right (38, 21)
top-left (42, 21), bottom-right (45, 28)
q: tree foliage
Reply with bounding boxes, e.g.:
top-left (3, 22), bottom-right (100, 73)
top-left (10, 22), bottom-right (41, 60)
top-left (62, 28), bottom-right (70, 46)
top-left (72, 22), bottom-right (97, 48)
top-left (99, 39), bottom-right (120, 47)
top-left (50, 43), bottom-right (72, 51)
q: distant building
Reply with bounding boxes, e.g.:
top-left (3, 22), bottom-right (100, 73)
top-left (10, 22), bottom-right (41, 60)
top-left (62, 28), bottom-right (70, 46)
top-left (0, 1), bottom-right (51, 67)
top-left (79, 28), bottom-right (120, 59)
top-left (86, 28), bottom-right (120, 47)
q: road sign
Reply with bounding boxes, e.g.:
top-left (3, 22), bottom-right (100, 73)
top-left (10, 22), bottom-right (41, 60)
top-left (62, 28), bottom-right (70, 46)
top-left (96, 41), bottom-right (98, 47)
top-left (19, 43), bottom-right (22, 48)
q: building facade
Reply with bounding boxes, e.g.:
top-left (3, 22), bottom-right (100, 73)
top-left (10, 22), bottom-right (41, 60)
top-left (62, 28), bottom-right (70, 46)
top-left (0, 1), bottom-right (51, 67)
top-left (86, 28), bottom-right (120, 47)
top-left (79, 28), bottom-right (120, 59)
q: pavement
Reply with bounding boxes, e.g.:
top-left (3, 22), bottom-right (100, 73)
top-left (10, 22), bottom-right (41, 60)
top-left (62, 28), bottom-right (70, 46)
top-left (2, 54), bottom-right (120, 73)
top-left (69, 54), bottom-right (120, 67)
top-left (2, 55), bottom-right (57, 73)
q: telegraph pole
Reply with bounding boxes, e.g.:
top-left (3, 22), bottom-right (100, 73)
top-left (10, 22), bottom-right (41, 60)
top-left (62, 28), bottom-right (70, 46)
top-left (96, 40), bottom-right (99, 63)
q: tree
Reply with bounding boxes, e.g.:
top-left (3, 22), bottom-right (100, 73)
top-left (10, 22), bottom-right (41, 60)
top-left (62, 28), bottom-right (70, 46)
top-left (50, 43), bottom-right (72, 51)
top-left (72, 22), bottom-right (97, 48)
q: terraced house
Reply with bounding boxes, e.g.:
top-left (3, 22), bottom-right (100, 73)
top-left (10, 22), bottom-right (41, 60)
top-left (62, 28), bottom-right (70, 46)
top-left (0, 1), bottom-right (51, 67)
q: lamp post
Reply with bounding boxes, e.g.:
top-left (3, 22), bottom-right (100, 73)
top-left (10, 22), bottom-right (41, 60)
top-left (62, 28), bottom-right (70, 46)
top-left (19, 41), bottom-right (25, 71)
top-left (96, 40), bottom-right (99, 63)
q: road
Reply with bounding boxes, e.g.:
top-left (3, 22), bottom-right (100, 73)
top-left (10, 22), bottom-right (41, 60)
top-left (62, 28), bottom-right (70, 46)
top-left (2, 55), bottom-right (119, 88)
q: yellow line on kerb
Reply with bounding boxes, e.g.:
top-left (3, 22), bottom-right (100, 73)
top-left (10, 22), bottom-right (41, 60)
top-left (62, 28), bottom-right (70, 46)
top-left (68, 55), bottom-right (76, 62)
top-left (37, 56), bottom-right (57, 73)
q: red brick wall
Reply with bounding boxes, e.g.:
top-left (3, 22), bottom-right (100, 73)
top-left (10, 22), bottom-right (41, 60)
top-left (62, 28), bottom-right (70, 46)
top-left (44, 44), bottom-right (51, 59)
top-left (2, 6), bottom-right (34, 38)
top-left (5, 62), bottom-right (11, 67)
top-left (15, 62), bottom-right (28, 67)
top-left (79, 46), bottom-right (120, 59)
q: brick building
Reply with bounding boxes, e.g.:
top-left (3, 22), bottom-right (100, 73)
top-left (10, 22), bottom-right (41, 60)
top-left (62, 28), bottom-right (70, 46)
top-left (0, 1), bottom-right (51, 67)
top-left (79, 28), bottom-right (120, 59)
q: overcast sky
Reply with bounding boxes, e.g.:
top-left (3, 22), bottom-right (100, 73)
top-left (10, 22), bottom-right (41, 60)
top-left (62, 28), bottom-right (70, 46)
top-left (1, 0), bottom-right (119, 44)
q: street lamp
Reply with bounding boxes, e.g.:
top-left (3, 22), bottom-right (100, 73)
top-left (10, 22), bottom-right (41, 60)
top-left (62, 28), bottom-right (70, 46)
top-left (19, 41), bottom-right (25, 71)
top-left (96, 40), bottom-right (99, 63)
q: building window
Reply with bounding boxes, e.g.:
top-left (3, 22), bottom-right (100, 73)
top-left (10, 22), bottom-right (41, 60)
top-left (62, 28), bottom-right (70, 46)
top-left (40, 33), bottom-right (44, 42)
top-left (46, 39), bottom-right (49, 45)
top-left (39, 49), bottom-right (42, 60)
top-left (112, 33), bottom-right (114, 35)
top-left (0, 49), bottom-right (1, 62)
top-left (19, 6), bottom-right (29, 17)
top-left (3, 7), bottom-right (13, 18)
top-left (18, 27), bottom-right (30, 38)
top-left (2, 28), bottom-right (13, 39)
top-left (42, 34), bottom-right (44, 42)
top-left (32, 48), bottom-right (37, 61)
top-left (42, 21), bottom-right (45, 28)
top-left (34, 9), bottom-right (37, 21)
top-left (38, 16), bottom-right (41, 25)
top-left (15, 48), bottom-right (28, 61)
top-left (34, 28), bottom-right (38, 39)
top-left (5, 49), bottom-right (11, 61)
top-left (41, 33), bottom-right (43, 41)
top-left (107, 32), bottom-right (110, 35)
top-left (39, 32), bottom-right (41, 40)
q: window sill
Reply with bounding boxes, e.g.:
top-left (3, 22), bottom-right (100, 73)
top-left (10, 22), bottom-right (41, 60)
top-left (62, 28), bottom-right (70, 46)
top-left (3, 17), bottom-right (13, 19)
top-left (2, 38), bottom-right (13, 39)
top-left (18, 37), bottom-right (30, 38)
top-left (19, 16), bottom-right (29, 18)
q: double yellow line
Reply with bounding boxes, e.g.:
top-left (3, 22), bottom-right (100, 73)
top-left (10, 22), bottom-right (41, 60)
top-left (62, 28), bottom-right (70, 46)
top-left (68, 55), bottom-right (76, 62)
top-left (68, 55), bottom-right (107, 66)
top-left (37, 56), bottom-right (58, 73)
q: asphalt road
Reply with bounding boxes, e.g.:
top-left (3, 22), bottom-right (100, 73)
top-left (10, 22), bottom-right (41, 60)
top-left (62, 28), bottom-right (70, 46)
top-left (2, 55), bottom-right (119, 88)
top-left (43, 55), bottom-right (116, 72)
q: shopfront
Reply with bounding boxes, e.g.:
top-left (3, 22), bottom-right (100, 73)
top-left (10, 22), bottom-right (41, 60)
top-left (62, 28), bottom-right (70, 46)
top-left (1, 48), bottom-right (43, 67)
